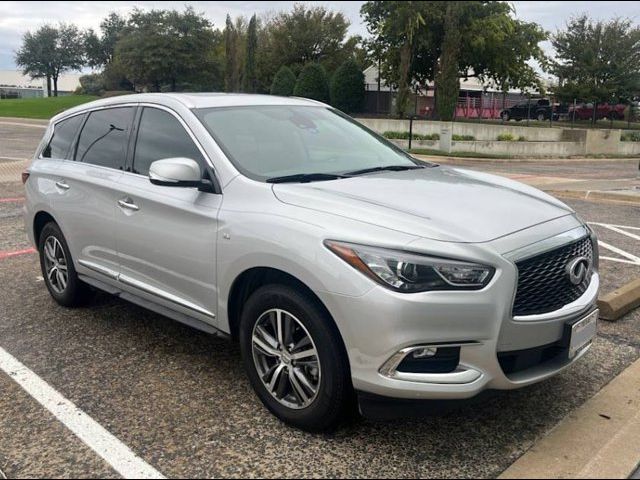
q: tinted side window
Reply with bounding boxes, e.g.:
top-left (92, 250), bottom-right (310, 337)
top-left (42, 114), bottom-right (84, 159)
top-left (132, 107), bottom-right (205, 176)
top-left (75, 107), bottom-right (135, 169)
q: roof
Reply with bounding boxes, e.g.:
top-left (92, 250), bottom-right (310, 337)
top-left (51, 92), bottom-right (327, 123)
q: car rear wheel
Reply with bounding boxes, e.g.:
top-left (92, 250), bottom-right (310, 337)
top-left (38, 222), bottom-right (91, 307)
top-left (536, 111), bottom-right (547, 121)
top-left (501, 111), bottom-right (510, 121)
top-left (239, 284), bottom-right (352, 431)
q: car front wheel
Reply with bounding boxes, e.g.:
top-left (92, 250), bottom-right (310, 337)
top-left (239, 284), bottom-right (352, 431)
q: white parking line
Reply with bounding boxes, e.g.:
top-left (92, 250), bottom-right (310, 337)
top-left (588, 222), bottom-right (640, 267)
top-left (0, 347), bottom-right (166, 479)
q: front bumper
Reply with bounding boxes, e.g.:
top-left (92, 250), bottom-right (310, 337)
top-left (316, 226), bottom-right (600, 401)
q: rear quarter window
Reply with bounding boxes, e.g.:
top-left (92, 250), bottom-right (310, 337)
top-left (42, 114), bottom-right (85, 159)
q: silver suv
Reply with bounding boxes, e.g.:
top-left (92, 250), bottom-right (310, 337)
top-left (24, 94), bottom-right (599, 431)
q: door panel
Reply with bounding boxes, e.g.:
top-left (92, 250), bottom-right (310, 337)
top-left (54, 161), bottom-right (122, 275)
top-left (115, 106), bottom-right (221, 326)
top-left (53, 106), bottom-right (135, 278)
top-left (115, 174), bottom-right (221, 324)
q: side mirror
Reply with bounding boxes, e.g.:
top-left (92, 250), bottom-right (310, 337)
top-left (149, 158), bottom-right (202, 188)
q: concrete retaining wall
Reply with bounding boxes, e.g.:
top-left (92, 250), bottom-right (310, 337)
top-left (389, 139), bottom-right (585, 157)
top-left (359, 117), bottom-right (638, 157)
top-left (619, 142), bottom-right (640, 156)
top-left (357, 117), bottom-right (564, 141)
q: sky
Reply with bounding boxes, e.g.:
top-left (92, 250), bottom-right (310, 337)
top-left (1, 1), bottom-right (639, 71)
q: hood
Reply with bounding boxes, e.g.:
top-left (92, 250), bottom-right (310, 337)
top-left (272, 166), bottom-right (574, 243)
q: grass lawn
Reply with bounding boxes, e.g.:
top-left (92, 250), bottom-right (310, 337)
top-left (0, 95), bottom-right (99, 119)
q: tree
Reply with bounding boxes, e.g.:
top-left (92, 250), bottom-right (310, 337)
top-left (115, 7), bottom-right (221, 92)
top-left (224, 14), bottom-right (239, 92)
top-left (84, 12), bottom-right (127, 68)
top-left (243, 14), bottom-right (258, 93)
top-left (550, 15), bottom-right (640, 104)
top-left (330, 59), bottom-right (365, 112)
top-left (266, 4), bottom-right (358, 75)
top-left (293, 63), bottom-right (330, 103)
top-left (270, 66), bottom-right (297, 96)
top-left (15, 23), bottom-right (84, 97)
top-left (361, 1), bottom-right (546, 119)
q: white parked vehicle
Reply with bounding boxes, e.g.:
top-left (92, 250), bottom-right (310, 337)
top-left (24, 93), bottom-right (599, 430)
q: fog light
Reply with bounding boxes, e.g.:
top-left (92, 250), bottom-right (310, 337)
top-left (411, 347), bottom-right (437, 359)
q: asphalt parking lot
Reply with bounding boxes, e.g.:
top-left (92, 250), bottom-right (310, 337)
top-left (1, 119), bottom-right (639, 478)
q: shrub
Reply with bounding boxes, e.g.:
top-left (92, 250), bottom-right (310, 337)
top-left (330, 59), bottom-right (365, 113)
top-left (383, 131), bottom-right (439, 140)
top-left (518, 135), bottom-right (527, 141)
top-left (293, 63), bottom-right (330, 103)
top-left (497, 133), bottom-right (516, 141)
top-left (452, 134), bottom-right (475, 141)
top-left (270, 66), bottom-right (297, 96)
top-left (79, 73), bottom-right (105, 96)
top-left (621, 131), bottom-right (640, 142)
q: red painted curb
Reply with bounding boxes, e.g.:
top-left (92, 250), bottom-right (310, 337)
top-left (0, 247), bottom-right (36, 260)
top-left (0, 197), bottom-right (25, 203)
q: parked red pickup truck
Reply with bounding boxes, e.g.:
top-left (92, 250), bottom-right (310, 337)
top-left (570, 103), bottom-right (626, 120)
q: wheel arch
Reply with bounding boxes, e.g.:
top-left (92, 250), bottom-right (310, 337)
top-left (33, 210), bottom-right (58, 245)
top-left (226, 267), bottom-right (343, 347)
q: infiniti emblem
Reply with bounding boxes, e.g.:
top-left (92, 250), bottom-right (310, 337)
top-left (566, 256), bottom-right (591, 285)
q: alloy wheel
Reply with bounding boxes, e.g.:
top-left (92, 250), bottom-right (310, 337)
top-left (43, 236), bottom-right (68, 294)
top-left (251, 308), bottom-right (321, 409)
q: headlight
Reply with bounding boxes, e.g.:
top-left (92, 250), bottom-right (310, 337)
top-left (324, 240), bottom-right (494, 293)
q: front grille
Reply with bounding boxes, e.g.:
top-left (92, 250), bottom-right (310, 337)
top-left (513, 236), bottom-right (593, 316)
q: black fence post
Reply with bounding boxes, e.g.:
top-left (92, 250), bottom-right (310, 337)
top-left (527, 94), bottom-right (531, 127)
top-left (550, 97), bottom-right (554, 127)
top-left (592, 102), bottom-right (597, 126)
top-left (571, 98), bottom-right (576, 129)
top-left (408, 115), bottom-right (413, 151)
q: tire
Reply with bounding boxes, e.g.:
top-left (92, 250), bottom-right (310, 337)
top-left (536, 111), bottom-right (547, 122)
top-left (38, 222), bottom-right (91, 307)
top-left (501, 111), bottom-right (510, 121)
top-left (239, 284), bottom-right (352, 432)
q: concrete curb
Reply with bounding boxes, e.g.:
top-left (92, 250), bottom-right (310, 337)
top-left (598, 279), bottom-right (640, 321)
top-left (499, 357), bottom-right (640, 479)
top-left (549, 189), bottom-right (640, 205)
top-left (413, 154), bottom-right (640, 164)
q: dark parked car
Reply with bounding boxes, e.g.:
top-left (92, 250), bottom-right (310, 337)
top-left (500, 98), bottom-right (567, 122)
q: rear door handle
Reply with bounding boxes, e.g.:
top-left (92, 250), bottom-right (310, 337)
top-left (118, 198), bottom-right (139, 211)
top-left (55, 180), bottom-right (70, 190)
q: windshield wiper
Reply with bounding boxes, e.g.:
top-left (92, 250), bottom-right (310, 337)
top-left (343, 164), bottom-right (426, 177)
top-left (266, 172), bottom-right (347, 184)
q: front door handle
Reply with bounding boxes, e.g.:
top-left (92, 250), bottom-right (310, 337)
top-left (55, 180), bottom-right (70, 190)
top-left (118, 197), bottom-right (139, 211)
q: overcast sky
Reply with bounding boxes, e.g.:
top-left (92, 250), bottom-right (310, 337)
top-left (1, 1), bottom-right (639, 71)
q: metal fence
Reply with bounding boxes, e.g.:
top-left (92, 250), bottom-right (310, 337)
top-left (363, 90), bottom-right (640, 131)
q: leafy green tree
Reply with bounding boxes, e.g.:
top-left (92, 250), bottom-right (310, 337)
top-left (266, 4), bottom-right (358, 75)
top-left (270, 66), bottom-right (297, 96)
top-left (115, 7), bottom-right (221, 92)
top-left (16, 23), bottom-right (84, 96)
top-left (224, 14), bottom-right (240, 92)
top-left (243, 14), bottom-right (258, 93)
top-left (294, 63), bottom-right (330, 103)
top-left (549, 15), bottom-right (640, 103)
top-left (84, 12), bottom-right (127, 68)
top-left (330, 59), bottom-right (365, 112)
top-left (361, 1), bottom-right (546, 119)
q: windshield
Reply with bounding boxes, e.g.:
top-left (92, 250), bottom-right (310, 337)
top-left (194, 105), bottom-right (420, 181)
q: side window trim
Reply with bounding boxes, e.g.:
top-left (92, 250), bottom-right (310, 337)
top-left (125, 106), bottom-right (143, 173)
top-left (39, 112), bottom-right (86, 161)
top-left (68, 113), bottom-right (88, 161)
